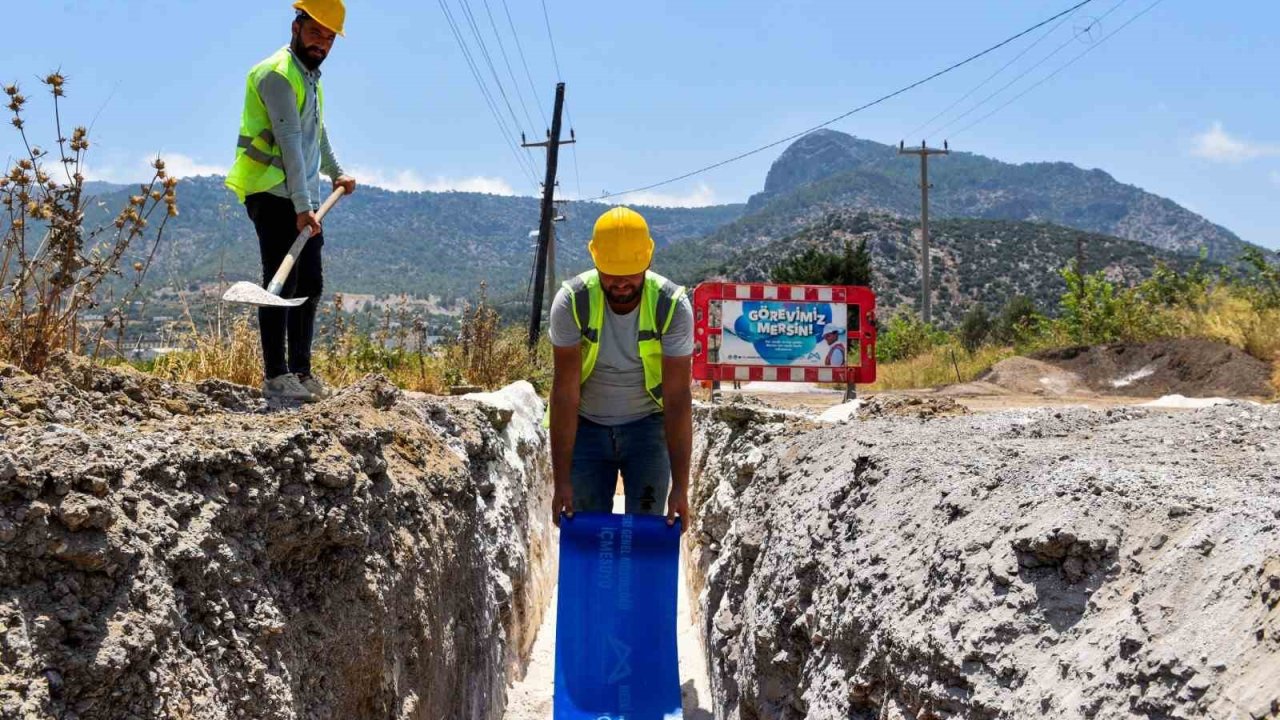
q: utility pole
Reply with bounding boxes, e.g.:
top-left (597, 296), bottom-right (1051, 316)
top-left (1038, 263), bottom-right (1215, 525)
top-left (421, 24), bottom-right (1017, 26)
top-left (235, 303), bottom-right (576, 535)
top-left (522, 82), bottom-right (575, 349)
top-left (545, 198), bottom-right (569, 318)
top-left (899, 140), bottom-right (949, 325)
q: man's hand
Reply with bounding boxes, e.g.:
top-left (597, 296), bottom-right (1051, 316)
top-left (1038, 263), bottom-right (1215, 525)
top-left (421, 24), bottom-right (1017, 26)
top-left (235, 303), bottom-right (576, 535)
top-left (552, 482), bottom-right (574, 527)
top-left (296, 210), bottom-right (322, 236)
top-left (666, 487), bottom-right (690, 529)
top-left (333, 175), bottom-right (357, 195)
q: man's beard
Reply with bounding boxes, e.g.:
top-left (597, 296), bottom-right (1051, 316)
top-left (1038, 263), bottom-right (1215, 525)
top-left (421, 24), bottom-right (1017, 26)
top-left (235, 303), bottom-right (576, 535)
top-left (605, 285), bottom-right (641, 305)
top-left (291, 36), bottom-right (328, 70)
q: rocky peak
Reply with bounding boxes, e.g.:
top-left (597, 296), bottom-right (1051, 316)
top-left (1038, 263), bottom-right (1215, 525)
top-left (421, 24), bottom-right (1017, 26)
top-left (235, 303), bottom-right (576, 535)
top-left (750, 129), bottom-right (892, 208)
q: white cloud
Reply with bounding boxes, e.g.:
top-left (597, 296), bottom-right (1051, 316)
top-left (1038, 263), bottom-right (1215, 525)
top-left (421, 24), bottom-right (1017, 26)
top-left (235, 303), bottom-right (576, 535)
top-left (606, 183), bottom-right (718, 208)
top-left (84, 153), bottom-right (226, 183)
top-left (1191, 122), bottom-right (1280, 162)
top-left (162, 154), bottom-right (227, 178)
top-left (346, 167), bottom-right (517, 195)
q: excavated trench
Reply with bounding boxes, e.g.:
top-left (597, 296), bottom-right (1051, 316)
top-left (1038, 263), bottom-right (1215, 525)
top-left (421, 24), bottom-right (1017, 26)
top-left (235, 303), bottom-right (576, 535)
top-left (3, 359), bottom-right (1279, 719)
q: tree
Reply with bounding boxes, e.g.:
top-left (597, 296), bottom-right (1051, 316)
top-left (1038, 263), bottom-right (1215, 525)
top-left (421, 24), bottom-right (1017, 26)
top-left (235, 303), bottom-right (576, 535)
top-left (843, 237), bottom-right (873, 287)
top-left (959, 303), bottom-right (992, 353)
top-left (995, 295), bottom-right (1038, 345)
top-left (770, 238), bottom-right (873, 287)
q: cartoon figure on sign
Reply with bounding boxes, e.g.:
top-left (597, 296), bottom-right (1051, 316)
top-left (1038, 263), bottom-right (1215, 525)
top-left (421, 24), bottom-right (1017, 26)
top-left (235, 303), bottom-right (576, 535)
top-left (821, 323), bottom-right (846, 366)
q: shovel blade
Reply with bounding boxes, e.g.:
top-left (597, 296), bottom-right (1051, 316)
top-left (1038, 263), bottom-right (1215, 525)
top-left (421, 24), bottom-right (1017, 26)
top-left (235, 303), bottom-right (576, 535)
top-left (222, 281), bottom-right (309, 308)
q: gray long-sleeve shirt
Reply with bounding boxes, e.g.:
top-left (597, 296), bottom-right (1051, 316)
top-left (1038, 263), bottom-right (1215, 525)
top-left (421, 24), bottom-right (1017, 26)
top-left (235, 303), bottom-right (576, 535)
top-left (258, 48), bottom-right (343, 213)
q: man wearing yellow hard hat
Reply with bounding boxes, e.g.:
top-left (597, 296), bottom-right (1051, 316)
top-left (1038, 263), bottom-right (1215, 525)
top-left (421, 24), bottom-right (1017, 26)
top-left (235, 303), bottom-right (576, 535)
top-left (226, 0), bottom-right (357, 402)
top-left (548, 207), bottom-right (695, 527)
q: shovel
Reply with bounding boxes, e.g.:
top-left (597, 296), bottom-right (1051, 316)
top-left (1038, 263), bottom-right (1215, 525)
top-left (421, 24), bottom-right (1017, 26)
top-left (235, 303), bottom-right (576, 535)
top-left (222, 187), bottom-right (346, 307)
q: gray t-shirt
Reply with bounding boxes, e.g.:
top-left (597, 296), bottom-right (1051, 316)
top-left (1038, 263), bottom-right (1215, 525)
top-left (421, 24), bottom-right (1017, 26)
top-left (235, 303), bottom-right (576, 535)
top-left (258, 49), bottom-right (343, 213)
top-left (549, 285), bottom-right (694, 426)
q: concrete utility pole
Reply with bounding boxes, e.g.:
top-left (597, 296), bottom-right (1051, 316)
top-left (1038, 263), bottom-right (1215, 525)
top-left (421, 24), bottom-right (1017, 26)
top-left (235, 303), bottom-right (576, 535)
top-left (523, 82), bottom-right (575, 349)
top-left (899, 140), bottom-right (949, 325)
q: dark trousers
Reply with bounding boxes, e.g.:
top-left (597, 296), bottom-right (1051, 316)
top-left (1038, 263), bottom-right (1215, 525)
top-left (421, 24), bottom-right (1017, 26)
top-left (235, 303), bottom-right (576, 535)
top-left (569, 413), bottom-right (671, 516)
top-left (245, 193), bottom-right (323, 380)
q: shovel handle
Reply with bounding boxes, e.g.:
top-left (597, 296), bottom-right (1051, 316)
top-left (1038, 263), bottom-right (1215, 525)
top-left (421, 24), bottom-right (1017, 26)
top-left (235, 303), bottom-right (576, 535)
top-left (266, 187), bottom-right (347, 296)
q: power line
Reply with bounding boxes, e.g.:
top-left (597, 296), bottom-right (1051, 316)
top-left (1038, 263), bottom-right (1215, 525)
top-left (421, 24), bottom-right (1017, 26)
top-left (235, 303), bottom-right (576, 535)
top-left (586, 0), bottom-right (1096, 203)
top-left (951, 0), bottom-right (1167, 138)
top-left (568, 122), bottom-right (583, 201)
top-left (500, 0), bottom-right (549, 128)
top-left (481, 0), bottom-right (540, 135)
top-left (533, 0), bottom-right (581, 209)
top-left (455, 0), bottom-right (540, 179)
top-left (904, 2), bottom-right (1087, 142)
top-left (540, 0), bottom-right (563, 80)
top-left (436, 0), bottom-right (539, 188)
top-left (928, 0), bottom-right (1131, 139)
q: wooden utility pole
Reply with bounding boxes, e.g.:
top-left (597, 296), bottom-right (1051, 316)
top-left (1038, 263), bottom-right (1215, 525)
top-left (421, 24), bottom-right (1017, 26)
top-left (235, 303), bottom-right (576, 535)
top-left (899, 140), bottom-right (949, 325)
top-left (523, 82), bottom-right (575, 349)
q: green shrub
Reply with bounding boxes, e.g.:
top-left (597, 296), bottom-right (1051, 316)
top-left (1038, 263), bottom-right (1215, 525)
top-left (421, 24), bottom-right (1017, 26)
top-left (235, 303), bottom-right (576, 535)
top-left (876, 310), bottom-right (945, 362)
top-left (959, 303), bottom-right (993, 353)
top-left (994, 295), bottom-right (1039, 345)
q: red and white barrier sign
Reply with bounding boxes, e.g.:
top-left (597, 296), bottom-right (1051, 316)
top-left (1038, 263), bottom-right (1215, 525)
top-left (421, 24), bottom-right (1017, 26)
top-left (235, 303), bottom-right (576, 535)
top-left (691, 282), bottom-right (877, 385)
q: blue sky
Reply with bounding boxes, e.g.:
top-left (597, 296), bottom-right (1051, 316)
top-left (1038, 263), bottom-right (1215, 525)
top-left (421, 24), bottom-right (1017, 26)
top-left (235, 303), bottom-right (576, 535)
top-left (5, 0), bottom-right (1278, 248)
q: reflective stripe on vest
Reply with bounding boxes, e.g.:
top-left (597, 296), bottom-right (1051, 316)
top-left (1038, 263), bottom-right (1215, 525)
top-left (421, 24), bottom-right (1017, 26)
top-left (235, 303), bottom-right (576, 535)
top-left (563, 269), bottom-right (686, 408)
top-left (225, 47), bottom-right (325, 203)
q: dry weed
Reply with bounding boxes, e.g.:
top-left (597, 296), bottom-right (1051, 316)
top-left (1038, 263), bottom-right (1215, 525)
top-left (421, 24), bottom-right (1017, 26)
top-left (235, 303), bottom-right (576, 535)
top-left (1, 74), bottom-right (176, 373)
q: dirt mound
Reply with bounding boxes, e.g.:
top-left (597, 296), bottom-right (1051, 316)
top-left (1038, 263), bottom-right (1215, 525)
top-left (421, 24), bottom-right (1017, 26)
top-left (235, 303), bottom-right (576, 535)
top-left (979, 356), bottom-right (1094, 396)
top-left (981, 338), bottom-right (1273, 398)
top-left (0, 361), bottom-right (553, 720)
top-left (858, 394), bottom-right (971, 419)
top-left (0, 354), bottom-right (267, 429)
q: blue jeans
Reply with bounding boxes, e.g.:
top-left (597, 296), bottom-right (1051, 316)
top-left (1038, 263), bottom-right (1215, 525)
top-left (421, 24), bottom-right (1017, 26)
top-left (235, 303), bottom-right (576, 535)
top-left (570, 413), bottom-right (671, 516)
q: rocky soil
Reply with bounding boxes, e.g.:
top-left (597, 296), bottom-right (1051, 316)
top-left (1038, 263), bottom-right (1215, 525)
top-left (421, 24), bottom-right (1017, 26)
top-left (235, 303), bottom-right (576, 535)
top-left (686, 399), bottom-right (1280, 719)
top-left (0, 357), bottom-right (554, 720)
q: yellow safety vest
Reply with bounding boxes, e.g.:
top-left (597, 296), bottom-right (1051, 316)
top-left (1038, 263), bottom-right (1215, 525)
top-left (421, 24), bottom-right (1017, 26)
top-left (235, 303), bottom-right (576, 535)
top-left (563, 269), bottom-right (686, 408)
top-left (225, 47), bottom-right (325, 203)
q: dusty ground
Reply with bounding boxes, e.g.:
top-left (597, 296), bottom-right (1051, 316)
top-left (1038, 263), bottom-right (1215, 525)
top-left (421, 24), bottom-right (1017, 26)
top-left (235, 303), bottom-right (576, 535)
top-left (0, 357), bottom-right (554, 720)
top-left (686, 397), bottom-right (1280, 719)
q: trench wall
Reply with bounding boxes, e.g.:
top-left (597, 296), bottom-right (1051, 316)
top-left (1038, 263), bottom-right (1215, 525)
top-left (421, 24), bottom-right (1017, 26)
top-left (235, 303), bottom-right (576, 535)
top-left (685, 401), bottom-right (1280, 720)
top-left (0, 366), bottom-right (555, 720)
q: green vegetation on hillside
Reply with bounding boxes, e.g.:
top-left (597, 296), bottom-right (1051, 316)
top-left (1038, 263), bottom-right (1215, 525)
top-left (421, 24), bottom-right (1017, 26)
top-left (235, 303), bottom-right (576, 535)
top-left (870, 259), bottom-right (1280, 395)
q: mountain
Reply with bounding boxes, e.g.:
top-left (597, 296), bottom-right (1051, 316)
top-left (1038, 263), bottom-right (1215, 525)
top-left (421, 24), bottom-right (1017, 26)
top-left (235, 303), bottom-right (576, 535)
top-left (681, 209), bottom-right (1207, 325)
top-left (730, 129), bottom-right (1252, 262)
top-left (86, 176), bottom-right (745, 304)
top-left (68, 130), bottom-right (1261, 322)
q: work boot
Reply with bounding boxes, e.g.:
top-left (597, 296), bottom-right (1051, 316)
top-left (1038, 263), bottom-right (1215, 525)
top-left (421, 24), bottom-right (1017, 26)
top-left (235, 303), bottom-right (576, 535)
top-left (298, 374), bottom-right (332, 400)
top-left (262, 373), bottom-right (317, 403)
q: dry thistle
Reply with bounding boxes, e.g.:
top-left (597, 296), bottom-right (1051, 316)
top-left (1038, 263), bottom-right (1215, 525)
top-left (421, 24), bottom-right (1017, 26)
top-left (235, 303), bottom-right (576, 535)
top-left (43, 72), bottom-right (66, 96)
top-left (2, 70), bottom-right (177, 373)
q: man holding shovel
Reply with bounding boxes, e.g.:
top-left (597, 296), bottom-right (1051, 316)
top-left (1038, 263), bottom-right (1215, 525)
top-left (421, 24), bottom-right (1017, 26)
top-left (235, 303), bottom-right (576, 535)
top-left (226, 0), bottom-right (356, 402)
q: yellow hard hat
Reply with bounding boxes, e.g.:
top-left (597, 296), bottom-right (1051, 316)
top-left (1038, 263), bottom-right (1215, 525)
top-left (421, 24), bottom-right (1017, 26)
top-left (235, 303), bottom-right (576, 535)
top-left (293, 0), bottom-right (346, 36)
top-left (589, 207), bottom-right (654, 276)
